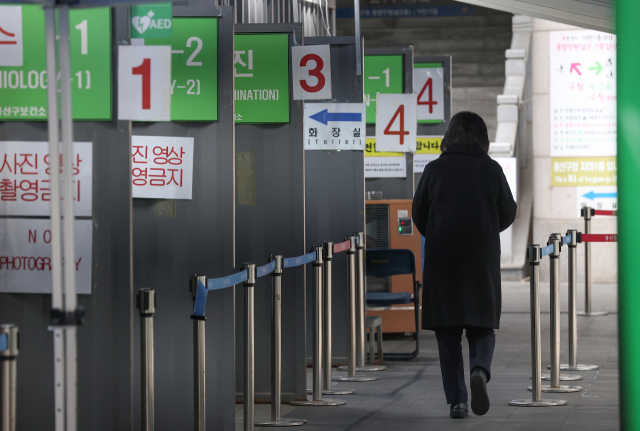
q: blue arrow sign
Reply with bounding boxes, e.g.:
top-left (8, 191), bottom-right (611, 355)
top-left (309, 109), bottom-right (362, 125)
top-left (583, 191), bottom-right (618, 200)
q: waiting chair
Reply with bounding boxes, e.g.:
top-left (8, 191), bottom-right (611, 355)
top-left (365, 249), bottom-right (422, 361)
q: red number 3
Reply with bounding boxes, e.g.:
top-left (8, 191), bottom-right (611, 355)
top-left (300, 54), bottom-right (325, 93)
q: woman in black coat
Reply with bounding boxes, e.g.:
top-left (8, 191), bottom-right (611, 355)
top-left (412, 111), bottom-right (517, 419)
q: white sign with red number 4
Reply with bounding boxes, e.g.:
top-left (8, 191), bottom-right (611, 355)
top-left (118, 45), bottom-right (171, 121)
top-left (291, 45), bottom-right (332, 100)
top-left (375, 93), bottom-right (417, 153)
top-left (413, 67), bottom-right (444, 122)
top-left (131, 135), bottom-right (194, 200)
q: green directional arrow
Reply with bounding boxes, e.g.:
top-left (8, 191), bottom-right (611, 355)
top-left (589, 61), bottom-right (603, 75)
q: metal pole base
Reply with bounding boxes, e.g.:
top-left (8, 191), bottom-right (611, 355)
top-left (331, 374), bottom-right (379, 382)
top-left (307, 388), bottom-right (355, 395)
top-left (577, 311), bottom-right (609, 316)
top-left (541, 374), bottom-right (583, 381)
top-left (337, 365), bottom-right (387, 372)
top-left (509, 398), bottom-right (567, 407)
top-left (559, 364), bottom-right (599, 371)
top-left (528, 385), bottom-right (582, 393)
top-left (254, 419), bottom-right (307, 427)
top-left (289, 398), bottom-right (347, 406)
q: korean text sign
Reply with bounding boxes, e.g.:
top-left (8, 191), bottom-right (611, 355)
top-left (0, 141), bottom-right (92, 216)
top-left (234, 33), bottom-right (290, 123)
top-left (0, 5), bottom-right (112, 121)
top-left (145, 17), bottom-right (218, 121)
top-left (0, 218), bottom-right (92, 294)
top-left (364, 138), bottom-right (406, 178)
top-left (550, 30), bottom-right (617, 157)
top-left (304, 103), bottom-right (365, 150)
top-left (551, 156), bottom-right (617, 186)
top-left (131, 136), bottom-right (194, 200)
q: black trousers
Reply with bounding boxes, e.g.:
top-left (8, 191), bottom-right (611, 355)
top-left (434, 326), bottom-right (496, 405)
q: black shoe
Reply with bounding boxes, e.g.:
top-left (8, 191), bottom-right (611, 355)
top-left (449, 403), bottom-right (468, 419)
top-left (470, 368), bottom-right (490, 416)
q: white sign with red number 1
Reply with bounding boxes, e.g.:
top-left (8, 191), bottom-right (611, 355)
top-left (375, 93), bottom-right (417, 153)
top-left (118, 45), bottom-right (171, 121)
top-left (292, 45), bottom-right (332, 100)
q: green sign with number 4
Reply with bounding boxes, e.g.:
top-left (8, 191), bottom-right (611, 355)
top-left (146, 17), bottom-right (218, 121)
top-left (0, 5), bottom-right (111, 121)
top-left (364, 55), bottom-right (403, 124)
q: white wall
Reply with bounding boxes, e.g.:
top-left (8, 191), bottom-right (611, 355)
top-left (531, 18), bottom-right (617, 283)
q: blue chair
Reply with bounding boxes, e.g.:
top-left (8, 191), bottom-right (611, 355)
top-left (365, 249), bottom-right (422, 360)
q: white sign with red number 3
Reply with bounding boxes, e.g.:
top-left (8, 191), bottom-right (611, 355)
top-left (375, 93), bottom-right (417, 153)
top-left (118, 45), bottom-right (172, 121)
top-left (413, 67), bottom-right (444, 122)
top-left (291, 45), bottom-right (332, 100)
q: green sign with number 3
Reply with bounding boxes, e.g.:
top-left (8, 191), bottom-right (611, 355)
top-left (0, 5), bottom-right (111, 121)
top-left (145, 17), bottom-right (218, 121)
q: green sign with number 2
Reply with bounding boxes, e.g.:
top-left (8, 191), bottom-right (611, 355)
top-left (145, 17), bottom-right (218, 121)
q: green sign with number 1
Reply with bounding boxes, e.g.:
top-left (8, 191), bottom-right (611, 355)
top-left (0, 5), bottom-right (111, 121)
top-left (146, 17), bottom-right (218, 121)
top-left (364, 55), bottom-right (403, 124)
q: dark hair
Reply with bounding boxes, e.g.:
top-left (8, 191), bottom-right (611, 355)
top-left (441, 111), bottom-right (490, 153)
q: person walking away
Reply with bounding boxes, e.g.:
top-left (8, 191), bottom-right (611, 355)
top-left (412, 111), bottom-right (517, 419)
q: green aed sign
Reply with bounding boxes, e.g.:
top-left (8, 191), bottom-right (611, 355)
top-left (130, 2), bottom-right (172, 39)
top-left (0, 5), bottom-right (112, 121)
top-left (146, 17), bottom-right (218, 121)
top-left (234, 33), bottom-right (290, 124)
top-left (364, 55), bottom-right (404, 124)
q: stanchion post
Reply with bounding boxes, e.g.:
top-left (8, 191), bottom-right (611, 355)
top-left (333, 238), bottom-right (378, 383)
top-left (540, 235), bottom-right (581, 392)
top-left (244, 263), bottom-right (256, 431)
top-left (255, 257), bottom-right (306, 427)
top-left (510, 246), bottom-right (566, 407)
top-left (137, 289), bottom-right (156, 431)
top-left (1, 325), bottom-right (18, 431)
top-left (354, 232), bottom-right (386, 372)
top-left (290, 247), bottom-right (347, 406)
top-left (579, 207), bottom-right (608, 316)
top-left (190, 275), bottom-right (207, 431)
top-left (560, 230), bottom-right (599, 372)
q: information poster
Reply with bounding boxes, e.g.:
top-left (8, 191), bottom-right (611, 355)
top-left (364, 55), bottom-right (403, 124)
top-left (0, 5), bottom-right (112, 121)
top-left (234, 33), bottom-right (290, 123)
top-left (0, 218), bottom-right (92, 294)
top-left (551, 156), bottom-right (617, 186)
top-left (550, 30), bottom-right (616, 157)
top-left (414, 136), bottom-right (441, 173)
top-left (365, 138), bottom-right (406, 178)
top-left (145, 17), bottom-right (218, 121)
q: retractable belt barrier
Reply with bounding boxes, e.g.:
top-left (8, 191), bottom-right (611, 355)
top-left (1, 324), bottom-right (18, 431)
top-left (0, 334), bottom-right (6, 353)
top-left (578, 234), bottom-right (618, 243)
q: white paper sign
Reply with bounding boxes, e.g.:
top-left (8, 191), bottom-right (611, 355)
top-left (118, 45), bottom-right (171, 121)
top-left (0, 141), bottom-right (92, 216)
top-left (375, 93), bottom-right (417, 153)
top-left (413, 154), bottom-right (438, 173)
top-left (0, 218), bottom-right (92, 294)
top-left (492, 156), bottom-right (518, 201)
top-left (292, 45), bottom-right (332, 100)
top-left (550, 30), bottom-right (616, 157)
top-left (577, 185), bottom-right (617, 217)
top-left (131, 135), bottom-right (194, 200)
top-left (413, 67), bottom-right (444, 122)
top-left (304, 103), bottom-right (365, 150)
top-left (365, 154), bottom-right (407, 178)
top-left (0, 6), bottom-right (23, 67)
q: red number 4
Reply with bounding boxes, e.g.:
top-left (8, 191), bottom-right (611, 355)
top-left (383, 104), bottom-right (410, 145)
top-left (132, 58), bottom-right (151, 110)
top-left (417, 77), bottom-right (438, 113)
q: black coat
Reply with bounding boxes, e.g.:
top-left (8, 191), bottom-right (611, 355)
top-left (412, 145), bottom-right (517, 330)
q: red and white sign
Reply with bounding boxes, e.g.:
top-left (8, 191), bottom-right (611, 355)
top-left (375, 93), bottom-right (417, 153)
top-left (131, 135), bottom-right (194, 200)
top-left (0, 6), bottom-right (23, 67)
top-left (118, 45), bottom-right (171, 121)
top-left (0, 218), bottom-right (92, 294)
top-left (292, 45), bottom-right (332, 100)
top-left (0, 141), bottom-right (92, 216)
top-left (413, 67), bottom-right (444, 122)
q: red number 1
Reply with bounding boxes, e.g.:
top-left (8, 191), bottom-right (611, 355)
top-left (383, 104), bottom-right (410, 145)
top-left (417, 77), bottom-right (438, 113)
top-left (132, 58), bottom-right (151, 110)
